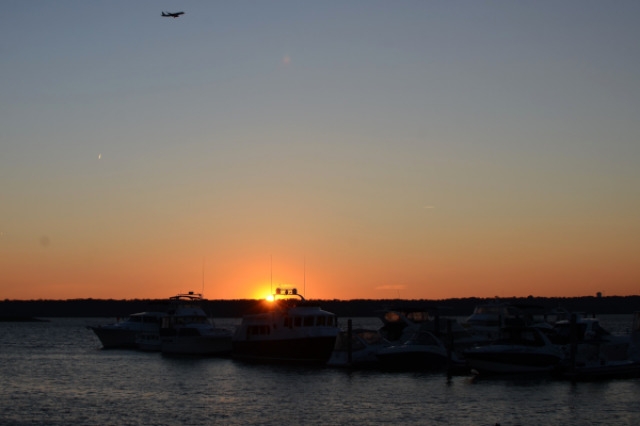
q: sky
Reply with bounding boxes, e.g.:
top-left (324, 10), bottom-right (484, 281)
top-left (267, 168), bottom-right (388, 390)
top-left (2, 1), bottom-right (639, 301)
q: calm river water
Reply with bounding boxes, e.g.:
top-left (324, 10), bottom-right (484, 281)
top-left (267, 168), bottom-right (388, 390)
top-left (1, 316), bottom-right (639, 425)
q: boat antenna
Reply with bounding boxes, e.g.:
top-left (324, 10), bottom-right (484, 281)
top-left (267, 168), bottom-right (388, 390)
top-left (303, 255), bottom-right (306, 299)
top-left (201, 256), bottom-right (205, 298)
top-left (270, 255), bottom-right (273, 296)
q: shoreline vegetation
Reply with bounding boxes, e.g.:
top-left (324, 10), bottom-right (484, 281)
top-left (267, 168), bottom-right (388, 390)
top-left (2, 295), bottom-right (639, 321)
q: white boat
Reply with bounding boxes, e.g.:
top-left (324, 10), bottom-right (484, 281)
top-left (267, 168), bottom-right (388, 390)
top-left (159, 292), bottom-right (233, 356)
top-left (558, 311), bottom-right (640, 380)
top-left (462, 302), bottom-right (525, 340)
top-left (376, 329), bottom-right (455, 370)
top-left (88, 311), bottom-right (166, 349)
top-left (378, 308), bottom-right (432, 344)
top-left (327, 326), bottom-right (390, 368)
top-left (553, 316), bottom-right (628, 345)
top-left (463, 323), bottom-right (565, 375)
top-left (232, 288), bottom-right (340, 363)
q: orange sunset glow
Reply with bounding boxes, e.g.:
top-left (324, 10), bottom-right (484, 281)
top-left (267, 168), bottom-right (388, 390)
top-left (2, 3), bottom-right (639, 301)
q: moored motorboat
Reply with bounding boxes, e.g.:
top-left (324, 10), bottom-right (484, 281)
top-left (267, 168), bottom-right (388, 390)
top-left (88, 311), bottom-right (166, 349)
top-left (376, 328), bottom-right (455, 371)
top-left (462, 302), bottom-right (527, 341)
top-left (557, 311), bottom-right (640, 380)
top-left (553, 315), bottom-right (629, 350)
top-left (463, 323), bottom-right (565, 375)
top-left (232, 288), bottom-right (340, 363)
top-left (159, 292), bottom-right (233, 356)
top-left (327, 325), bottom-right (389, 368)
top-left (377, 307), bottom-right (433, 344)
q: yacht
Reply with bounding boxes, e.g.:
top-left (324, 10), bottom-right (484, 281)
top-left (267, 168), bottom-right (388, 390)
top-left (232, 288), bottom-right (340, 363)
top-left (159, 292), bottom-right (233, 356)
top-left (463, 322), bottom-right (565, 375)
top-left (88, 311), bottom-right (166, 349)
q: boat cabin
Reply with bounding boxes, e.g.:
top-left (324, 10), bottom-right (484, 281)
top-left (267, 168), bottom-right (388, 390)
top-left (243, 306), bottom-right (337, 338)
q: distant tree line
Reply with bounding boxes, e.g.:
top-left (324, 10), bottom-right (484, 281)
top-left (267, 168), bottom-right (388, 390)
top-left (2, 295), bottom-right (640, 319)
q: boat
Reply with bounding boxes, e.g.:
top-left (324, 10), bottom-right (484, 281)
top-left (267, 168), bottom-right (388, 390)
top-left (376, 328), bottom-right (456, 371)
top-left (463, 302), bottom-right (571, 343)
top-left (557, 311), bottom-right (640, 380)
top-left (159, 292), bottom-right (233, 356)
top-left (462, 302), bottom-right (528, 341)
top-left (327, 324), bottom-right (390, 368)
top-left (463, 321), bottom-right (566, 375)
top-left (232, 288), bottom-right (340, 363)
top-left (377, 307), bottom-right (433, 343)
top-left (88, 311), bottom-right (166, 349)
top-left (553, 315), bottom-right (628, 347)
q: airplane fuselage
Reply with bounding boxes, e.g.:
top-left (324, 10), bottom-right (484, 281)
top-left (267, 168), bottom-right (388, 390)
top-left (162, 11), bottom-right (184, 18)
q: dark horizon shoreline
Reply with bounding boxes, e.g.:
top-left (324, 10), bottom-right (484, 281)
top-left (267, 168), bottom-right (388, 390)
top-left (2, 295), bottom-right (640, 319)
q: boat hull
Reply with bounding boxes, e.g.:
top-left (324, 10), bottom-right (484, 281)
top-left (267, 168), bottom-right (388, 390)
top-left (88, 327), bottom-right (139, 349)
top-left (136, 333), bottom-right (162, 352)
top-left (232, 336), bottom-right (337, 363)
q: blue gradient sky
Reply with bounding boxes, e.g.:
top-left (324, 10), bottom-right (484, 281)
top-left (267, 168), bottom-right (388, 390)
top-left (2, 1), bottom-right (639, 300)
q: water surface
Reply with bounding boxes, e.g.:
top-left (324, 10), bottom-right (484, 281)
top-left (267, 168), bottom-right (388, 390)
top-left (1, 316), bottom-right (639, 425)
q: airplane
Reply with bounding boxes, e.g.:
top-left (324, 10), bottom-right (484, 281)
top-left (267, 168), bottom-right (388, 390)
top-left (161, 11), bottom-right (184, 18)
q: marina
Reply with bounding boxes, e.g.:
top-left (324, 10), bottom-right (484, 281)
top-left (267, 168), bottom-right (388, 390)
top-left (83, 293), bottom-right (640, 379)
top-left (3, 311), bottom-right (640, 425)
